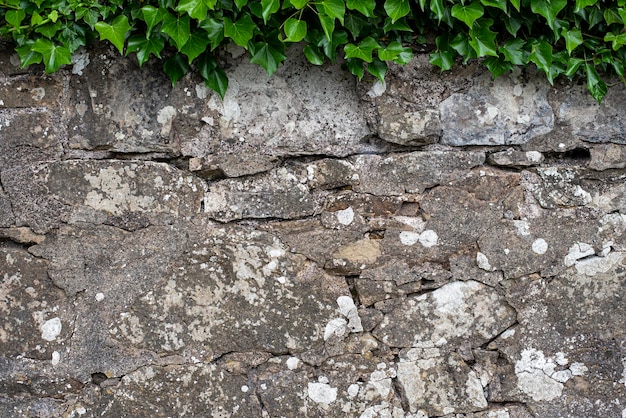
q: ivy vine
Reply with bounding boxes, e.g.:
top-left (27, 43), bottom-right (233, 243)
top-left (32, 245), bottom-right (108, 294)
top-left (1, 0), bottom-right (625, 102)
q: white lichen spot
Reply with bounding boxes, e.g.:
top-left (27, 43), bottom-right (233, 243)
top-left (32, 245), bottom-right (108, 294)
top-left (241, 385), bottom-right (249, 393)
top-left (336, 207), bottom-right (355, 225)
top-left (31, 87), bottom-right (45, 101)
top-left (513, 220), bottom-right (531, 236)
top-left (51, 351), bottom-right (60, 366)
top-left (347, 383), bottom-right (360, 398)
top-left (71, 49), bottom-right (90, 75)
top-left (157, 106), bottom-right (177, 136)
top-left (419, 230), bottom-right (438, 248)
top-left (399, 231), bottom-right (420, 246)
top-left (366, 80), bottom-right (386, 98)
top-left (574, 252), bottom-right (624, 276)
top-left (525, 151), bottom-right (543, 163)
top-left (476, 252), bottom-right (494, 271)
top-left (324, 318), bottom-right (348, 341)
top-left (95, 292), bottom-right (105, 302)
top-left (515, 348), bottom-right (564, 401)
top-left (532, 238), bottom-right (548, 255)
top-left (564, 242), bottom-right (595, 267)
top-left (286, 357), bottom-right (300, 370)
top-left (337, 296), bottom-right (363, 333)
top-left (307, 382), bottom-right (338, 405)
top-left (75, 406), bottom-right (86, 415)
top-left (570, 362), bottom-right (588, 376)
top-left (41, 317), bottom-right (62, 341)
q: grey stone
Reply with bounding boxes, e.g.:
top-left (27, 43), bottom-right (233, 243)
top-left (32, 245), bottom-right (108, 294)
top-left (440, 72), bottom-right (554, 146)
top-left (0, 190), bottom-right (14, 227)
top-left (2, 160), bottom-right (205, 234)
top-left (589, 143), bottom-right (626, 171)
top-left (488, 148), bottom-right (545, 167)
top-left (203, 166), bottom-right (319, 222)
top-left (353, 150), bottom-right (485, 196)
top-left (108, 226), bottom-right (351, 358)
top-left (88, 364), bottom-right (262, 416)
top-left (200, 46), bottom-right (372, 159)
top-left (373, 280), bottom-right (517, 348)
top-left (0, 75), bottom-right (63, 109)
top-left (557, 83), bottom-right (626, 144)
top-left (397, 349), bottom-right (489, 415)
top-left (0, 111), bottom-right (63, 169)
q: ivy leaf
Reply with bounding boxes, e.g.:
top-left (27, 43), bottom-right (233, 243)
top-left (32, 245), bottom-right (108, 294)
top-left (162, 13), bottom-right (191, 50)
top-left (303, 44), bottom-right (325, 65)
top-left (198, 53), bottom-right (228, 98)
top-left (318, 29), bottom-right (348, 60)
top-left (347, 0), bottom-right (375, 17)
top-left (31, 38), bottom-right (72, 73)
top-left (530, 0), bottom-right (567, 32)
top-left (529, 40), bottom-right (552, 76)
top-left (223, 14), bottom-right (255, 47)
top-left (367, 59), bottom-right (387, 83)
top-left (344, 14), bottom-right (368, 39)
top-left (451, 2), bottom-right (484, 27)
top-left (383, 17), bottom-right (413, 32)
top-left (469, 18), bottom-right (498, 57)
top-left (509, 0), bottom-right (520, 12)
top-left (479, 0), bottom-right (507, 13)
top-left (346, 57), bottom-right (365, 79)
top-left (429, 34), bottom-right (455, 71)
top-left (450, 33), bottom-right (477, 63)
top-left (504, 15), bottom-right (522, 36)
top-left (392, 48), bottom-right (412, 65)
top-left (198, 17), bottom-right (224, 50)
top-left (250, 41), bottom-right (287, 75)
top-left (205, 67), bottom-right (229, 99)
top-left (564, 57), bottom-right (585, 77)
top-left (318, 12), bottom-right (335, 41)
top-left (384, 0), bottom-right (410, 23)
top-left (562, 28), bottom-right (583, 54)
top-left (378, 40), bottom-right (403, 61)
top-left (16, 44), bottom-right (43, 68)
top-left (141, 6), bottom-right (167, 36)
top-left (430, 0), bottom-right (446, 23)
top-left (291, 0), bottom-right (307, 9)
top-left (604, 8), bottom-right (622, 25)
top-left (575, 0), bottom-right (597, 12)
top-left (484, 56), bottom-right (512, 78)
top-left (235, 0), bottom-right (249, 9)
top-left (5, 9), bottom-right (26, 27)
top-left (163, 53), bottom-right (190, 86)
top-left (181, 31), bottom-right (211, 63)
top-left (261, 0), bottom-right (280, 24)
top-left (322, 0), bottom-right (346, 25)
top-left (95, 15), bottom-right (131, 54)
top-left (176, 0), bottom-right (213, 20)
top-left (605, 32), bottom-right (626, 50)
top-left (344, 36), bottom-right (379, 62)
top-left (284, 18), bottom-right (307, 42)
top-left (127, 34), bottom-right (165, 66)
top-left (585, 62), bottom-right (607, 103)
top-left (500, 38), bottom-right (527, 65)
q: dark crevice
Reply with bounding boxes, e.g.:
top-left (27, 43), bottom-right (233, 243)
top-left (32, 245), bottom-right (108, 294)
top-left (543, 147), bottom-right (591, 163)
top-left (90, 372), bottom-right (108, 386)
top-left (345, 276), bottom-right (361, 306)
top-left (480, 321), bottom-right (519, 350)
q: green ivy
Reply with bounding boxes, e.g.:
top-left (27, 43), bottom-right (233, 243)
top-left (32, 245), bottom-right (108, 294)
top-left (1, 0), bottom-right (625, 102)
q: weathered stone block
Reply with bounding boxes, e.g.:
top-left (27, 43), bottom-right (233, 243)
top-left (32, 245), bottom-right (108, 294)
top-left (0, 75), bottom-right (63, 109)
top-left (440, 72), bottom-right (554, 146)
top-left (373, 280), bottom-right (516, 348)
top-left (557, 83), bottom-right (626, 144)
top-left (0, 111), bottom-right (62, 169)
top-left (353, 150), bottom-right (485, 196)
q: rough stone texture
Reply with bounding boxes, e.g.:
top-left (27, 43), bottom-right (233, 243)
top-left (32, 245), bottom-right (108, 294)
top-left (2, 43), bottom-right (626, 417)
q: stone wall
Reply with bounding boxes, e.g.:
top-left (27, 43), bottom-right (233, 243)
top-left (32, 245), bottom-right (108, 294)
top-left (1, 42), bottom-right (625, 417)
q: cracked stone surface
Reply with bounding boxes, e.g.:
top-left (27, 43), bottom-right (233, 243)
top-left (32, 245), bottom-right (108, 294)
top-left (1, 43), bottom-right (626, 417)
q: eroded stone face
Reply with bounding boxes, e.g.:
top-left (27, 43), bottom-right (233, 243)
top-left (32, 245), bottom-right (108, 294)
top-left (374, 280), bottom-right (517, 348)
top-left (108, 226), bottom-right (351, 358)
top-left (2, 46), bottom-right (626, 418)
